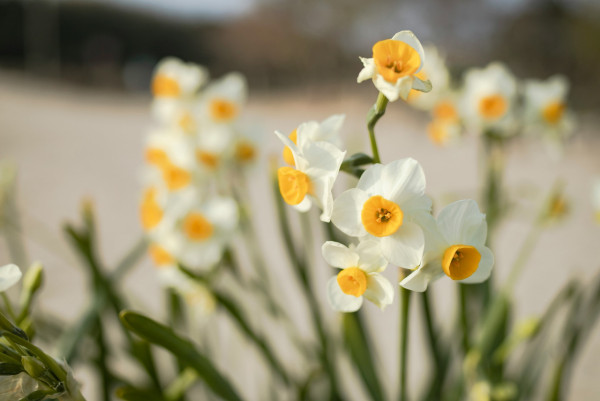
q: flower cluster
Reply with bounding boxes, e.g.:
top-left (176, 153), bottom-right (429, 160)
top-left (379, 46), bottom-right (577, 150)
top-left (141, 58), bottom-right (257, 311)
top-left (274, 32), bottom-right (495, 312)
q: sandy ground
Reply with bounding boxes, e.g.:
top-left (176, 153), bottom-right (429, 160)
top-left (1, 70), bottom-right (600, 400)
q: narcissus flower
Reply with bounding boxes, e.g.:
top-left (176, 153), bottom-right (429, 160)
top-left (322, 240), bottom-right (393, 312)
top-left (358, 31), bottom-right (432, 102)
top-left (0, 264), bottom-right (22, 292)
top-left (200, 73), bottom-right (247, 124)
top-left (166, 195), bottom-right (239, 270)
top-left (400, 199), bottom-right (493, 292)
top-left (282, 114), bottom-right (345, 166)
top-left (157, 267), bottom-right (216, 314)
top-left (151, 57), bottom-right (208, 98)
top-left (427, 97), bottom-right (462, 146)
top-left (523, 75), bottom-right (575, 157)
top-left (331, 158), bottom-right (432, 268)
top-left (461, 62), bottom-right (517, 134)
top-left (275, 130), bottom-right (345, 222)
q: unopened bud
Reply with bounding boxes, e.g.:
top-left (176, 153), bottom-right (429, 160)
top-left (21, 356), bottom-right (46, 379)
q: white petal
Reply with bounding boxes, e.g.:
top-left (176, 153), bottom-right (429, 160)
top-left (322, 241), bottom-right (359, 269)
top-left (357, 58), bottom-right (376, 83)
top-left (293, 195), bottom-right (312, 213)
top-left (204, 196), bottom-right (239, 232)
top-left (363, 274), bottom-right (394, 309)
top-left (274, 130), bottom-right (309, 171)
top-left (303, 141), bottom-right (345, 175)
top-left (383, 158), bottom-right (427, 203)
top-left (437, 200), bottom-right (487, 246)
top-left (356, 163), bottom-right (385, 194)
top-left (0, 264), bottom-right (21, 292)
top-left (326, 276), bottom-right (363, 312)
top-left (391, 30), bottom-right (425, 72)
top-left (400, 263), bottom-right (444, 292)
top-left (373, 74), bottom-right (412, 102)
top-left (459, 246), bottom-right (494, 284)
top-left (355, 240), bottom-right (387, 273)
top-left (309, 175), bottom-right (334, 222)
top-left (380, 221), bottom-right (425, 268)
top-left (319, 114), bottom-right (345, 140)
top-left (331, 189), bottom-right (369, 237)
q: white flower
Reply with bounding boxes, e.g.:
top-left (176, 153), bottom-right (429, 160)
top-left (199, 73), bottom-right (247, 124)
top-left (523, 75), bottom-right (575, 157)
top-left (160, 195), bottom-right (239, 271)
top-left (0, 264), bottom-right (22, 292)
top-left (322, 240), bottom-right (393, 312)
top-left (461, 62), bottom-right (517, 135)
top-left (407, 45), bottom-right (450, 110)
top-left (151, 57), bottom-right (208, 98)
top-left (282, 114), bottom-right (345, 166)
top-left (400, 199), bottom-right (494, 292)
top-left (157, 267), bottom-right (216, 314)
top-left (331, 159), bottom-right (432, 268)
top-left (275, 130), bottom-right (346, 222)
top-left (357, 31), bottom-right (432, 102)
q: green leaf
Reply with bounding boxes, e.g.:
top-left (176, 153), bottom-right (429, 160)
top-left (0, 363), bottom-right (24, 376)
top-left (119, 310), bottom-right (243, 401)
top-left (18, 390), bottom-right (54, 401)
top-left (342, 312), bottom-right (385, 401)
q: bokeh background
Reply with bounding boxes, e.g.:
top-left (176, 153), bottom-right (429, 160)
top-left (1, 0), bottom-right (600, 400)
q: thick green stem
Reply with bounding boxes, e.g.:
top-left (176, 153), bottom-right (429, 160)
top-left (399, 285), bottom-right (411, 401)
top-left (459, 284), bottom-right (470, 353)
top-left (367, 93), bottom-right (389, 164)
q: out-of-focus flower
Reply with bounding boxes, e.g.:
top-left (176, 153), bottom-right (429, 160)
top-left (592, 179), bottom-right (600, 224)
top-left (282, 114), bottom-right (345, 166)
top-left (151, 57), bottom-right (208, 99)
top-left (275, 131), bottom-right (345, 222)
top-left (331, 159), bottom-right (432, 268)
top-left (407, 45), bottom-right (450, 110)
top-left (160, 195), bottom-right (239, 271)
top-left (0, 264), bottom-right (22, 292)
top-left (200, 73), bottom-right (247, 124)
top-left (461, 62), bottom-right (517, 135)
top-left (322, 240), bottom-right (393, 312)
top-left (358, 31), bottom-right (432, 102)
top-left (426, 98), bottom-right (462, 146)
top-left (523, 75), bottom-right (575, 158)
top-left (400, 199), bottom-right (493, 292)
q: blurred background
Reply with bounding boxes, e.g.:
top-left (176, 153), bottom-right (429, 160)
top-left (1, 0), bottom-right (600, 400)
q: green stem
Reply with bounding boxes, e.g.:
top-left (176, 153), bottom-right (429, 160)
top-left (504, 225), bottom-right (542, 291)
top-left (367, 93), bottom-right (389, 164)
top-left (458, 284), bottom-right (470, 353)
top-left (1, 293), bottom-right (16, 321)
top-left (399, 285), bottom-right (411, 401)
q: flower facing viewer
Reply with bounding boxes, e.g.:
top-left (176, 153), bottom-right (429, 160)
top-left (322, 240), bottom-right (393, 312)
top-left (358, 31), bottom-right (432, 102)
top-left (400, 200), bottom-right (494, 292)
top-left (331, 159), bottom-right (432, 268)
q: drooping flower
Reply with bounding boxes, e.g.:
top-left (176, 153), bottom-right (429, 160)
top-left (0, 264), bottom-right (22, 292)
top-left (331, 158), bottom-right (432, 268)
top-left (461, 62), bottom-right (517, 135)
top-left (275, 130), bottom-right (345, 222)
top-left (282, 114), bottom-right (345, 166)
top-left (400, 199), bottom-right (494, 292)
top-left (523, 75), bottom-right (575, 157)
top-left (357, 31), bottom-right (432, 102)
top-left (322, 240), bottom-right (393, 312)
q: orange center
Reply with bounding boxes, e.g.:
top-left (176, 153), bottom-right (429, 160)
top-left (337, 267), bottom-right (368, 297)
top-left (442, 245), bottom-right (481, 280)
top-left (542, 101), bottom-right (565, 124)
top-left (361, 195), bottom-right (403, 237)
top-left (278, 167), bottom-right (310, 205)
top-left (162, 163), bottom-right (191, 191)
top-left (210, 99), bottom-right (238, 122)
top-left (183, 212), bottom-right (214, 241)
top-left (196, 151), bottom-right (219, 169)
top-left (282, 129), bottom-right (298, 166)
top-left (373, 39), bottom-right (421, 83)
top-left (478, 95), bottom-right (507, 119)
top-left (140, 188), bottom-right (163, 230)
top-left (152, 74), bottom-right (180, 97)
top-left (427, 120), bottom-right (449, 146)
top-left (145, 148), bottom-right (169, 168)
top-left (433, 101), bottom-right (458, 121)
top-left (149, 244), bottom-right (174, 267)
top-left (236, 142), bottom-right (256, 162)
